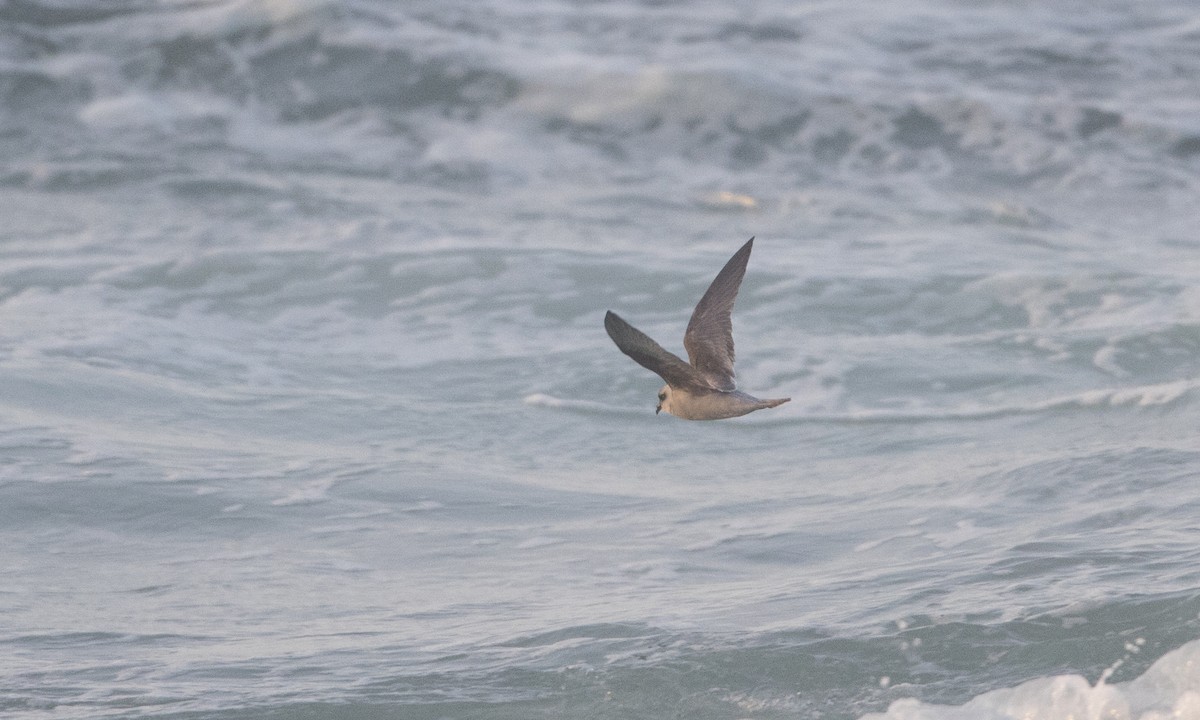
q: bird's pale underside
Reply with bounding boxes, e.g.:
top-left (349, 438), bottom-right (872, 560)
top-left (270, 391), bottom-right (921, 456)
top-left (605, 237), bottom-right (790, 420)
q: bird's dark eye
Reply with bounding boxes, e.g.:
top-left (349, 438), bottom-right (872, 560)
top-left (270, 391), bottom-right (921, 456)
top-left (658, 392), bottom-right (666, 401)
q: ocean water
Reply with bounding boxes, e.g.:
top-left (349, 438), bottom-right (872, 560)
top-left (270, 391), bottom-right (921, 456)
top-left (3, 1), bottom-right (1200, 718)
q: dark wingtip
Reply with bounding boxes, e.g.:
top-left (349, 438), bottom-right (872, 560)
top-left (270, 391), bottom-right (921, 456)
top-left (736, 236), bottom-right (754, 259)
top-left (604, 310), bottom-right (625, 341)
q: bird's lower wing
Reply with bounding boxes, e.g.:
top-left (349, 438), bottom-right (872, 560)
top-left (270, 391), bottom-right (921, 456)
top-left (605, 311), bottom-right (708, 390)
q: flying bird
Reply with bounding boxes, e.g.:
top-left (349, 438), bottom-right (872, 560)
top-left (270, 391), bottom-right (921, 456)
top-left (605, 237), bottom-right (789, 420)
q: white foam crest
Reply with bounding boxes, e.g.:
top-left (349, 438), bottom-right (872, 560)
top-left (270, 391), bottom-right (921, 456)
top-left (522, 393), bottom-right (633, 415)
top-left (861, 637), bottom-right (1200, 720)
top-left (773, 378), bottom-right (1200, 425)
top-left (79, 91), bottom-right (237, 132)
top-left (1082, 381), bottom-right (1195, 408)
top-left (79, 0), bottom-right (331, 47)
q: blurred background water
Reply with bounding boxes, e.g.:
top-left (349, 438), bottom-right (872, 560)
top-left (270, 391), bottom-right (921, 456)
top-left (3, 1), bottom-right (1200, 718)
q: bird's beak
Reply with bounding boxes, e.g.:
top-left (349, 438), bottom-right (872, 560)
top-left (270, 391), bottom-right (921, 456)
top-left (655, 404), bottom-right (661, 415)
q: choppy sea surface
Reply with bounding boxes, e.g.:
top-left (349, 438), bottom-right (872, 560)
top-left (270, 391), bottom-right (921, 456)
top-left (4, 1), bottom-right (1200, 718)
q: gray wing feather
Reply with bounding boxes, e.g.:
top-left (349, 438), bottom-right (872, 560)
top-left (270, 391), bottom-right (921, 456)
top-left (605, 311), bottom-right (708, 390)
top-left (683, 237), bottom-right (753, 391)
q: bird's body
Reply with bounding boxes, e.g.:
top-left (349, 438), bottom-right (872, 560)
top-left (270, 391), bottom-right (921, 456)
top-left (604, 237), bottom-right (789, 420)
top-left (655, 386), bottom-right (790, 420)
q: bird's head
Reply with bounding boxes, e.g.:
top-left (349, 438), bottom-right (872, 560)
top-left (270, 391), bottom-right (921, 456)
top-left (656, 385), bottom-right (672, 416)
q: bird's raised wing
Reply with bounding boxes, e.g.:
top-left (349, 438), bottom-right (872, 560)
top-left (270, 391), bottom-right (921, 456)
top-left (605, 311), bottom-right (709, 390)
top-left (683, 237), bottom-right (753, 391)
